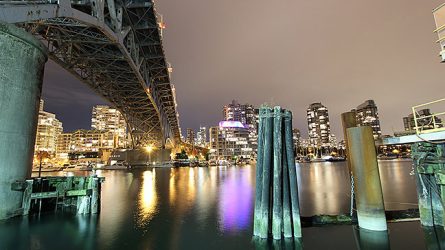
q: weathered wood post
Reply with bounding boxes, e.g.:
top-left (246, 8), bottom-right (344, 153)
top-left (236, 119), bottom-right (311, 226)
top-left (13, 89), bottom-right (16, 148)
top-left (90, 177), bottom-right (100, 214)
top-left (284, 110), bottom-right (302, 238)
top-left (346, 126), bottom-right (387, 231)
top-left (253, 107), bottom-right (266, 236)
top-left (22, 180), bottom-right (33, 216)
top-left (259, 107), bottom-right (273, 238)
top-left (272, 106), bottom-right (283, 239)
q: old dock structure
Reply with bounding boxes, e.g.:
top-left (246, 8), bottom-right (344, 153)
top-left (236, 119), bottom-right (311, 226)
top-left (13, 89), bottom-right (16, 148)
top-left (381, 99), bottom-right (445, 229)
top-left (13, 175), bottom-right (105, 216)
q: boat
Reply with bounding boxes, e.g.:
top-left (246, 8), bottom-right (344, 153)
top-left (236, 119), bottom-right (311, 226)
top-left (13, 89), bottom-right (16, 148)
top-left (326, 156), bottom-right (346, 162)
top-left (99, 161), bottom-right (130, 170)
top-left (377, 154), bottom-right (398, 160)
top-left (173, 159), bottom-right (190, 167)
top-left (310, 158), bottom-right (326, 162)
top-left (198, 161), bottom-right (209, 167)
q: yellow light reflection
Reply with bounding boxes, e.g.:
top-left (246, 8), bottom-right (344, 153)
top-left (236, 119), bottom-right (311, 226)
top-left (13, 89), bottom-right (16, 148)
top-left (139, 170), bottom-right (157, 224)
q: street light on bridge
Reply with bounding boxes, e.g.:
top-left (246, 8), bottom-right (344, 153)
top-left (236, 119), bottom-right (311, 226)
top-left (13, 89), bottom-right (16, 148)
top-left (145, 145), bottom-right (155, 165)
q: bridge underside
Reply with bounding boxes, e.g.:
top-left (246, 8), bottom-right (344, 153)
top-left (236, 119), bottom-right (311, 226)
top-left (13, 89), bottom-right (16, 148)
top-left (0, 0), bottom-right (181, 148)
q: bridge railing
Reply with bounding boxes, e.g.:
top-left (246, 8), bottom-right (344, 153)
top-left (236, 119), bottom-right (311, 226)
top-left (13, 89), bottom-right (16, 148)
top-left (412, 98), bottom-right (445, 135)
top-left (433, 3), bottom-right (445, 62)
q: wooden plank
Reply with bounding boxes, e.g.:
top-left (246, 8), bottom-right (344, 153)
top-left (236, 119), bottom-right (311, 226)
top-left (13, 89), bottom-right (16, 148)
top-left (66, 189), bottom-right (91, 197)
top-left (31, 191), bottom-right (58, 199)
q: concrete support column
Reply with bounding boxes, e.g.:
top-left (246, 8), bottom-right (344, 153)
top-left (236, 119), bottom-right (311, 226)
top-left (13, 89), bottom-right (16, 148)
top-left (0, 22), bottom-right (48, 220)
top-left (346, 126), bottom-right (387, 231)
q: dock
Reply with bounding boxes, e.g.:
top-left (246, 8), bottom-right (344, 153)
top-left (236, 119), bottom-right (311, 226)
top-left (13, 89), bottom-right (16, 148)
top-left (12, 175), bottom-right (105, 216)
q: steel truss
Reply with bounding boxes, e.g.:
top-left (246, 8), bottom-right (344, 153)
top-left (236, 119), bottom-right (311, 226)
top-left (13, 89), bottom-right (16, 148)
top-left (0, 0), bottom-right (181, 147)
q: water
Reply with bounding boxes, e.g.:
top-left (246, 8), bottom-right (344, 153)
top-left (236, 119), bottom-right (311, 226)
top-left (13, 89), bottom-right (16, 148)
top-left (0, 160), bottom-right (442, 249)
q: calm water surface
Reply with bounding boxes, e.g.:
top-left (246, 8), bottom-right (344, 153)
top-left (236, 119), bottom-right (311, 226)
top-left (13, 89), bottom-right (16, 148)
top-left (0, 160), bottom-right (441, 250)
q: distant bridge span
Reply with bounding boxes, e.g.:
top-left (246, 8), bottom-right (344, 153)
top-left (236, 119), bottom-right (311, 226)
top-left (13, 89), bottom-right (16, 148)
top-left (0, 0), bottom-right (181, 147)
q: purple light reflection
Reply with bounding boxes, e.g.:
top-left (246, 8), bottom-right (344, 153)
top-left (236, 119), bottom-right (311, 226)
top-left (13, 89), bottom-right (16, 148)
top-left (218, 169), bottom-right (253, 233)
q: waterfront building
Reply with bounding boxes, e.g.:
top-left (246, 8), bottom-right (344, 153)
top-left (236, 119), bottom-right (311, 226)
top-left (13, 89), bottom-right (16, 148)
top-left (292, 129), bottom-right (301, 149)
top-left (403, 109), bottom-right (443, 132)
top-left (91, 105), bottom-right (127, 148)
top-left (195, 126), bottom-right (207, 147)
top-left (354, 100), bottom-right (382, 139)
top-left (186, 128), bottom-right (195, 145)
top-left (223, 100), bottom-right (256, 126)
top-left (307, 102), bottom-right (331, 147)
top-left (209, 121), bottom-right (254, 161)
top-left (70, 129), bottom-right (114, 152)
top-left (56, 132), bottom-right (72, 159)
top-left (34, 100), bottom-right (63, 156)
top-left (329, 134), bottom-right (338, 148)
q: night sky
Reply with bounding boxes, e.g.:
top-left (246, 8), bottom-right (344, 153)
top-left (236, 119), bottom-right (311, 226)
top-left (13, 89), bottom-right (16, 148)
top-left (42, 0), bottom-right (445, 139)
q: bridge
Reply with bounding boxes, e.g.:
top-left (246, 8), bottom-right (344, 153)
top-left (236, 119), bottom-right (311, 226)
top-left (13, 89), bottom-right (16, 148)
top-left (0, 0), bottom-right (181, 148)
top-left (0, 0), bottom-right (181, 220)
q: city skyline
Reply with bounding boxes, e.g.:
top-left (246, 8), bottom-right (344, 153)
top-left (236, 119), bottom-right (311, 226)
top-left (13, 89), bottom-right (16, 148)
top-left (41, 1), bottom-right (445, 140)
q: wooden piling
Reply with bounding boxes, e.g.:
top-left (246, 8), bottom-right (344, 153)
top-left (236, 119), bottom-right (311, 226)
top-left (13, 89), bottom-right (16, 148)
top-left (272, 106), bottom-right (283, 239)
top-left (254, 107), bottom-right (266, 236)
top-left (346, 126), bottom-right (387, 231)
top-left (284, 110), bottom-right (302, 238)
top-left (282, 143), bottom-right (292, 238)
top-left (22, 180), bottom-right (33, 216)
top-left (259, 107), bottom-right (273, 238)
top-left (91, 177), bottom-right (100, 214)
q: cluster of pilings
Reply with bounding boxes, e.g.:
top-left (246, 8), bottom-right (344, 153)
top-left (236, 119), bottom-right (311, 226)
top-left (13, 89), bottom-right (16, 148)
top-left (253, 106), bottom-right (302, 239)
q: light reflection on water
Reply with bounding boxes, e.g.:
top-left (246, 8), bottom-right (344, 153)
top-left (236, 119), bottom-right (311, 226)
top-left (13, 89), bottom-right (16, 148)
top-left (218, 165), bottom-right (253, 233)
top-left (138, 169), bottom-right (157, 228)
top-left (8, 161), bottom-right (427, 249)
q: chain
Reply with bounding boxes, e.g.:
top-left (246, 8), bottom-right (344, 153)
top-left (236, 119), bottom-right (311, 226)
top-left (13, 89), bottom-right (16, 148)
top-left (350, 172), bottom-right (355, 216)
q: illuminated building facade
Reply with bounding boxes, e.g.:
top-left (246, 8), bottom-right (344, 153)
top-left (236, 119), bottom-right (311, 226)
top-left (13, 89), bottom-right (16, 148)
top-left (56, 132), bottom-right (72, 158)
top-left (70, 129), bottom-right (114, 152)
top-left (209, 121), bottom-right (254, 160)
top-left (292, 129), bottom-right (300, 149)
top-left (196, 126), bottom-right (207, 147)
top-left (223, 100), bottom-right (256, 126)
top-left (186, 128), bottom-right (195, 145)
top-left (34, 100), bottom-right (63, 155)
top-left (91, 105), bottom-right (127, 148)
top-left (307, 102), bottom-right (331, 147)
top-left (354, 100), bottom-right (382, 139)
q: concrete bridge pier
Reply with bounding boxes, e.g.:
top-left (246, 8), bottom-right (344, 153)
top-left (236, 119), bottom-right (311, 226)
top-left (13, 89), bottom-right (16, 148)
top-left (0, 22), bottom-right (48, 220)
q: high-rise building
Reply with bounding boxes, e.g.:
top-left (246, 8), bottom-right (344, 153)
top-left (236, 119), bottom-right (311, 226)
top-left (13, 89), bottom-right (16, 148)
top-left (292, 129), bottom-right (301, 149)
top-left (91, 105), bottom-right (127, 148)
top-left (403, 109), bottom-right (443, 132)
top-left (34, 100), bottom-right (63, 155)
top-left (307, 102), bottom-right (331, 147)
top-left (223, 100), bottom-right (256, 126)
top-left (355, 100), bottom-right (382, 139)
top-left (209, 121), bottom-right (254, 160)
top-left (186, 128), bottom-right (195, 145)
top-left (196, 126), bottom-right (207, 147)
